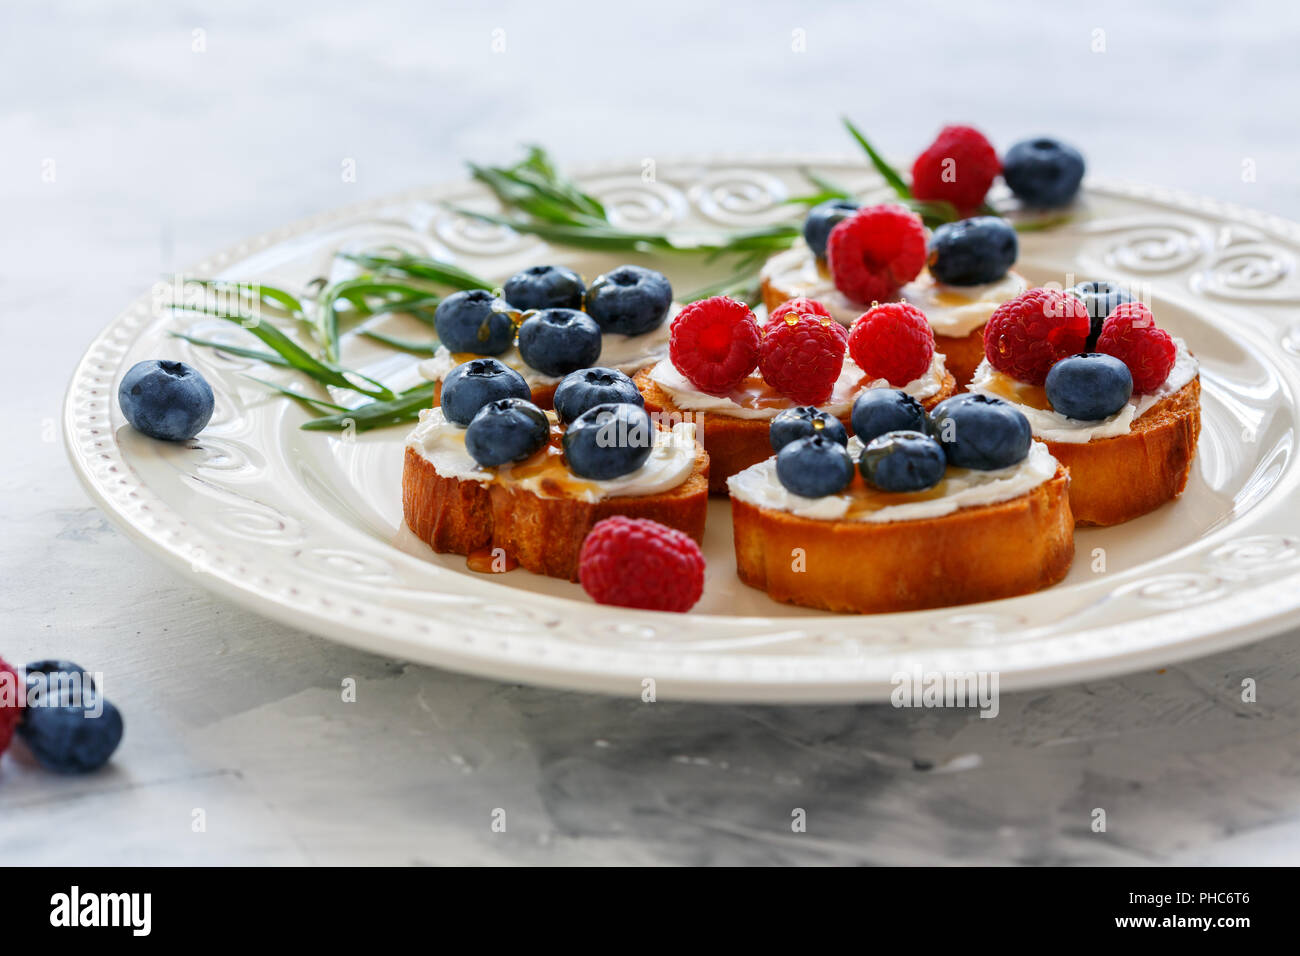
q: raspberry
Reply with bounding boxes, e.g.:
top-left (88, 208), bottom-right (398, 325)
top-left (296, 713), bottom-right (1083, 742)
top-left (848, 302), bottom-right (935, 387)
top-left (983, 288), bottom-right (1091, 386)
top-left (826, 205), bottom-right (927, 304)
top-left (910, 125), bottom-right (1001, 218)
top-left (0, 658), bottom-right (22, 757)
top-left (1096, 302), bottom-right (1177, 393)
top-left (759, 314), bottom-right (848, 405)
top-left (669, 296), bottom-right (761, 395)
top-left (579, 517), bottom-right (705, 613)
top-left (765, 296), bottom-right (833, 331)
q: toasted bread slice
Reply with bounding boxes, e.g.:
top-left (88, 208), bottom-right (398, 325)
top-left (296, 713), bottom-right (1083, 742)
top-left (731, 466), bottom-right (1074, 613)
top-left (1046, 377), bottom-right (1201, 526)
top-left (402, 443), bottom-right (709, 582)
top-left (634, 367), bottom-right (957, 495)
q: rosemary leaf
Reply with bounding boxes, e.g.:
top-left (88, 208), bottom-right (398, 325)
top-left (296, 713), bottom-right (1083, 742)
top-left (169, 332), bottom-right (290, 367)
top-left (187, 278), bottom-right (306, 316)
top-left (358, 329), bottom-right (440, 355)
top-left (244, 376), bottom-right (349, 414)
top-left (169, 303), bottom-right (393, 400)
top-left (842, 117), bottom-right (912, 200)
top-left (300, 383), bottom-right (436, 433)
top-left (338, 253), bottom-right (491, 291)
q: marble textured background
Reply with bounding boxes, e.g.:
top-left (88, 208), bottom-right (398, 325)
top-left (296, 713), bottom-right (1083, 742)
top-left (3, 0), bottom-right (1300, 864)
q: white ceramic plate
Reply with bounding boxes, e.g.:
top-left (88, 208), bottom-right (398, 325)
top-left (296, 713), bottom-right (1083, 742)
top-left (65, 156), bottom-right (1300, 702)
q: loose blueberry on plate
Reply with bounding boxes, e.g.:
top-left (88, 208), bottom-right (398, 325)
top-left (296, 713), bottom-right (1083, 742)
top-left (434, 289), bottom-right (517, 355)
top-left (851, 389), bottom-right (928, 445)
top-left (1068, 280), bottom-right (1135, 349)
top-left (517, 308), bottom-right (603, 377)
top-left (440, 357), bottom-right (531, 425)
top-left (118, 360), bottom-right (214, 441)
top-left (1045, 353), bottom-right (1133, 421)
top-left (553, 367), bottom-right (643, 425)
top-left (803, 198), bottom-right (860, 260)
top-left (583, 265), bottom-right (673, 336)
top-left (464, 398), bottom-right (550, 467)
top-left (926, 216), bottom-right (1018, 286)
top-left (18, 660), bottom-right (123, 773)
top-left (775, 434), bottom-right (855, 498)
top-left (562, 402), bottom-right (656, 480)
top-left (769, 406), bottom-right (849, 452)
top-left (859, 430), bottom-right (947, 492)
top-left (502, 264), bottom-right (585, 311)
top-left (1002, 137), bottom-right (1086, 208)
top-left (930, 393), bottom-right (1032, 470)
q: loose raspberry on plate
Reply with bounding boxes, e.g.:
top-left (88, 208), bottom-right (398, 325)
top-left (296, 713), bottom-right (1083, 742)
top-left (911, 125), bottom-right (1001, 218)
top-left (0, 657), bottom-right (22, 757)
top-left (1096, 302), bottom-right (1177, 393)
top-left (669, 296), bottom-right (761, 395)
top-left (759, 314), bottom-right (848, 405)
top-left (983, 289), bottom-right (1091, 385)
top-left (579, 517), bottom-right (705, 613)
top-left (847, 302), bottom-right (935, 387)
top-left (765, 296), bottom-right (833, 331)
top-left (826, 205), bottom-right (927, 305)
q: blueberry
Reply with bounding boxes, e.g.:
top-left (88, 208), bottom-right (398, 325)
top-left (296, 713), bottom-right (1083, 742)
top-left (434, 289), bottom-right (517, 355)
top-left (1003, 137), bottom-right (1086, 208)
top-left (23, 660), bottom-right (97, 708)
top-left (859, 430), bottom-right (947, 492)
top-left (769, 406), bottom-right (848, 452)
top-left (1069, 280), bottom-right (1135, 349)
top-left (553, 367), bottom-right (643, 425)
top-left (1045, 353), bottom-right (1133, 421)
top-left (517, 308), bottom-right (603, 377)
top-left (851, 389), bottom-right (928, 445)
top-left (440, 357), bottom-right (531, 426)
top-left (583, 265), bottom-right (673, 336)
top-left (503, 264), bottom-right (585, 311)
top-left (775, 434), bottom-right (855, 498)
top-left (562, 403), bottom-right (655, 480)
top-left (17, 666), bottom-right (123, 773)
top-left (464, 398), bottom-right (549, 468)
top-left (927, 216), bottom-right (1018, 286)
top-left (118, 360), bottom-right (214, 441)
top-left (803, 199), bottom-right (860, 260)
top-left (930, 393), bottom-right (1032, 470)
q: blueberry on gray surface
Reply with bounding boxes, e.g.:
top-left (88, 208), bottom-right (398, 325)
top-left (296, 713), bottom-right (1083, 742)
top-left (117, 360), bottom-right (214, 441)
top-left (17, 665), bottom-right (123, 773)
top-left (1069, 280), bottom-right (1135, 349)
top-left (1002, 137), bottom-right (1086, 208)
top-left (562, 402), bottom-right (655, 480)
top-left (503, 264), bottom-right (586, 311)
top-left (769, 406), bottom-right (848, 452)
top-left (926, 216), bottom-right (1018, 286)
top-left (930, 393), bottom-right (1032, 470)
top-left (517, 308), bottom-right (603, 377)
top-left (464, 398), bottom-right (549, 468)
top-left (1045, 353), bottom-right (1133, 421)
top-left (851, 389), bottom-right (928, 445)
top-left (583, 265), bottom-right (672, 336)
top-left (803, 198), bottom-right (860, 259)
top-left (433, 289), bottom-right (517, 355)
top-left (440, 357), bottom-right (532, 426)
top-left (858, 430), bottom-right (947, 492)
top-left (553, 367), bottom-right (643, 424)
top-left (775, 434), bottom-right (855, 498)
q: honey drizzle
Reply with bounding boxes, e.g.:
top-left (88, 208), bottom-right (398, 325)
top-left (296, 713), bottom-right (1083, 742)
top-left (467, 546), bottom-right (519, 574)
top-left (841, 474), bottom-right (953, 519)
top-left (978, 371), bottom-right (1052, 411)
